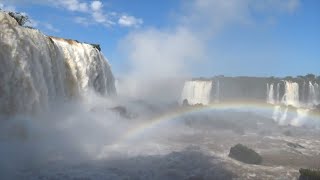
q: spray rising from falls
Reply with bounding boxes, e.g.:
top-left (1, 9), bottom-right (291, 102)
top-left (267, 80), bottom-right (320, 127)
top-left (180, 80), bottom-right (212, 105)
top-left (0, 12), bottom-right (116, 115)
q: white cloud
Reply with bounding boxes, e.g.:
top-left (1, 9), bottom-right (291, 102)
top-left (1, 0), bottom-right (143, 28)
top-left (74, 16), bottom-right (91, 26)
top-left (43, 22), bottom-right (60, 32)
top-left (91, 1), bottom-right (102, 11)
top-left (50, 0), bottom-right (141, 28)
top-left (53, 0), bottom-right (88, 12)
top-left (118, 15), bottom-right (143, 27)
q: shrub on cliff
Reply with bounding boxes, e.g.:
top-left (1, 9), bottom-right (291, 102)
top-left (90, 44), bottom-right (101, 51)
top-left (8, 11), bottom-right (29, 26)
top-left (228, 144), bottom-right (262, 164)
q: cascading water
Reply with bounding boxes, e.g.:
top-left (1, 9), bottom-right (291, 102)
top-left (315, 82), bottom-right (319, 105)
top-left (282, 81), bottom-right (299, 107)
top-left (308, 81), bottom-right (319, 106)
top-left (180, 80), bottom-right (212, 105)
top-left (267, 83), bottom-right (275, 104)
top-left (276, 83), bottom-right (280, 103)
top-left (0, 12), bottom-right (116, 115)
top-left (214, 80), bottom-right (220, 103)
top-left (301, 81), bottom-right (307, 104)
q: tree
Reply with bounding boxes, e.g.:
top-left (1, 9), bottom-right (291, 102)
top-left (305, 74), bottom-right (316, 81)
top-left (8, 12), bottom-right (29, 26)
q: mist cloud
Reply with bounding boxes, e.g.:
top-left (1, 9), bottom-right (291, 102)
top-left (117, 0), bottom-right (300, 100)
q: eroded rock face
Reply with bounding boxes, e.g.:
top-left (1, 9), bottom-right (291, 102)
top-left (228, 144), bottom-right (262, 165)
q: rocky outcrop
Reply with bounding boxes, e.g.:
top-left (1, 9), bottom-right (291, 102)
top-left (228, 144), bottom-right (262, 164)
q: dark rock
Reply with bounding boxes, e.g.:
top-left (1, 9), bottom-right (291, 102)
top-left (111, 106), bottom-right (137, 119)
top-left (299, 168), bottom-right (320, 180)
top-left (182, 99), bottom-right (189, 106)
top-left (228, 144), bottom-right (262, 165)
top-left (287, 142), bottom-right (304, 149)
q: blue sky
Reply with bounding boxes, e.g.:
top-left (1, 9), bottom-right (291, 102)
top-left (0, 0), bottom-right (319, 77)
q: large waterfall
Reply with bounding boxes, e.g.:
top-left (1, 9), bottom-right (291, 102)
top-left (180, 80), bottom-right (212, 105)
top-left (0, 12), bottom-right (116, 115)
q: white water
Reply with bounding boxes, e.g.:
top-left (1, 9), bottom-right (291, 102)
top-left (214, 80), bottom-right (220, 103)
top-left (282, 81), bottom-right (300, 107)
top-left (291, 108), bottom-right (310, 127)
top-left (180, 80), bottom-right (212, 105)
top-left (276, 83), bottom-right (280, 103)
top-left (267, 81), bottom-right (320, 127)
top-left (0, 12), bottom-right (116, 115)
top-left (308, 81), bottom-right (319, 106)
top-left (267, 83), bottom-right (275, 104)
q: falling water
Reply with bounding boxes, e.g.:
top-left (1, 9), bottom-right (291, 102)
top-left (0, 12), bottom-right (116, 115)
top-left (308, 81), bottom-right (320, 106)
top-left (315, 82), bottom-right (320, 105)
top-left (282, 81), bottom-right (299, 107)
top-left (180, 80), bottom-right (212, 105)
top-left (267, 83), bottom-right (275, 104)
top-left (215, 80), bottom-right (220, 103)
top-left (276, 83), bottom-right (280, 103)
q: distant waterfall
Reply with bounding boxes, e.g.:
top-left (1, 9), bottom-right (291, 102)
top-left (276, 83), bottom-right (280, 103)
top-left (315, 82), bottom-right (320, 104)
top-left (301, 81), bottom-right (307, 103)
top-left (180, 81), bottom-right (212, 105)
top-left (282, 81), bottom-right (299, 107)
top-left (267, 83), bottom-right (275, 104)
top-left (308, 81), bottom-right (320, 106)
top-left (214, 80), bottom-right (220, 103)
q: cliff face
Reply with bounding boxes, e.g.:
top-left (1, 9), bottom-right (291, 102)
top-left (0, 12), bottom-right (116, 115)
top-left (182, 76), bottom-right (320, 108)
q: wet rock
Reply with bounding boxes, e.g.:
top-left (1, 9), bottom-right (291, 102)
top-left (228, 144), bottom-right (262, 165)
top-left (110, 106), bottom-right (137, 119)
top-left (287, 142), bottom-right (304, 149)
top-left (299, 168), bottom-right (320, 180)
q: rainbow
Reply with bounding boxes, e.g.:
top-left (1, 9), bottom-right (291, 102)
top-left (119, 101), bottom-right (320, 143)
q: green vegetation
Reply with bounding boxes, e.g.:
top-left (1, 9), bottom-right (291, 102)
top-left (299, 168), bottom-right (320, 180)
top-left (229, 144), bottom-right (262, 164)
top-left (90, 44), bottom-right (101, 51)
top-left (8, 11), bottom-right (29, 26)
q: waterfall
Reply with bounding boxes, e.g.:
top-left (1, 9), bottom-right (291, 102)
top-left (276, 83), bottom-right (280, 103)
top-left (282, 81), bottom-right (299, 107)
top-left (301, 81), bottom-right (307, 104)
top-left (180, 80), bottom-right (212, 105)
top-left (0, 12), bottom-right (116, 115)
top-left (315, 82), bottom-right (320, 105)
top-left (214, 80), bottom-right (220, 103)
top-left (267, 83), bottom-right (275, 104)
top-left (308, 81), bottom-right (320, 106)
